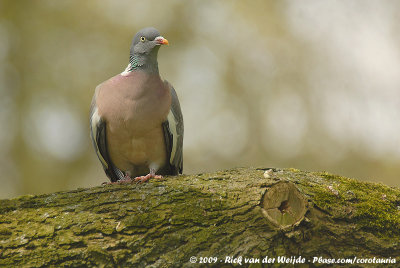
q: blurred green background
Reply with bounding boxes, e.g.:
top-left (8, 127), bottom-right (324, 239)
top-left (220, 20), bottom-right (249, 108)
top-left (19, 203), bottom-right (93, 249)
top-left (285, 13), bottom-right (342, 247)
top-left (0, 1), bottom-right (399, 199)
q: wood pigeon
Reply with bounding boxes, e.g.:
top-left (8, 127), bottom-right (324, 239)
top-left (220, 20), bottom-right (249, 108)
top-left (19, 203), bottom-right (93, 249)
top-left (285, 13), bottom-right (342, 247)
top-left (90, 27), bottom-right (183, 183)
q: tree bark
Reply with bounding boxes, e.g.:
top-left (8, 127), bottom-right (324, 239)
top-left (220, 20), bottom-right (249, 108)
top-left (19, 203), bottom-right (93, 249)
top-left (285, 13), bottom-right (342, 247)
top-left (0, 167), bottom-right (399, 267)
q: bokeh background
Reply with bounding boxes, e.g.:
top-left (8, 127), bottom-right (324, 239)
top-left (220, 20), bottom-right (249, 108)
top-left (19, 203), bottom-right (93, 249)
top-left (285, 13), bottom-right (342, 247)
top-left (0, 1), bottom-right (399, 199)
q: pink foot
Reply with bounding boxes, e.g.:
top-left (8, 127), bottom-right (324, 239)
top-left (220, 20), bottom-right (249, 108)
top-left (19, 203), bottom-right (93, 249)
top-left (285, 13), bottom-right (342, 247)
top-left (134, 173), bottom-right (164, 183)
top-left (102, 173), bottom-right (164, 185)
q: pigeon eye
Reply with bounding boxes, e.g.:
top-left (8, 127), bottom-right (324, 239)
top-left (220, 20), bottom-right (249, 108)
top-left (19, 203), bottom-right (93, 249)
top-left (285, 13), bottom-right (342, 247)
top-left (140, 36), bottom-right (146, 42)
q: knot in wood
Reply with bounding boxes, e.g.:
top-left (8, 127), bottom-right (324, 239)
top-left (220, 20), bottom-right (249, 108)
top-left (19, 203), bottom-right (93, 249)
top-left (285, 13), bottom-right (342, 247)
top-left (261, 181), bottom-right (307, 229)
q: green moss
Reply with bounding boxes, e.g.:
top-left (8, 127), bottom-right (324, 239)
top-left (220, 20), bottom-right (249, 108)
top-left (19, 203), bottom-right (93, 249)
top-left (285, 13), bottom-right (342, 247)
top-left (0, 226), bottom-right (12, 237)
top-left (290, 170), bottom-right (400, 237)
top-left (85, 246), bottom-right (114, 267)
top-left (124, 211), bottom-right (168, 229)
top-left (56, 230), bottom-right (82, 245)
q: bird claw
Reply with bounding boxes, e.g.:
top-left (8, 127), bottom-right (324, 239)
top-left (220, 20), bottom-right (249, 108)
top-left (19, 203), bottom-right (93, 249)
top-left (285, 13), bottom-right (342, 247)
top-left (134, 174), bottom-right (164, 184)
top-left (117, 178), bottom-right (135, 184)
top-left (102, 173), bottom-right (164, 185)
top-left (153, 175), bottom-right (164, 180)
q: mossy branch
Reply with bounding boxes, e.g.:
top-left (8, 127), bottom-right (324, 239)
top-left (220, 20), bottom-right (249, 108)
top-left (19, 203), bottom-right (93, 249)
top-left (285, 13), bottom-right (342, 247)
top-left (0, 167), bottom-right (399, 267)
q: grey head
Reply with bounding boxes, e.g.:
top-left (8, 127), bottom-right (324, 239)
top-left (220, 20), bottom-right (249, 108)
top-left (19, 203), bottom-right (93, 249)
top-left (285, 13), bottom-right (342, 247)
top-left (128, 27), bottom-right (169, 73)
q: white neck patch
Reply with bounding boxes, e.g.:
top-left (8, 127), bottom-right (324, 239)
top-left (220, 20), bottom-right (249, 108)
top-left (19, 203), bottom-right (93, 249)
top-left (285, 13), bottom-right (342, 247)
top-left (121, 63), bottom-right (132, 76)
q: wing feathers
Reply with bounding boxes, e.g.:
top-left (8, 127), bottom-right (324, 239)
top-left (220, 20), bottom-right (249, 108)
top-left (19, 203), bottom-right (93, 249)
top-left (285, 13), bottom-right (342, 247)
top-left (90, 94), bottom-right (124, 182)
top-left (162, 81), bottom-right (184, 174)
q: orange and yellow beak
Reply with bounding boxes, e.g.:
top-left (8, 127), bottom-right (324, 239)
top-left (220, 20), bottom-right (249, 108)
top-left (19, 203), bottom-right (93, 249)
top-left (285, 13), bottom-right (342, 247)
top-left (155, 36), bottom-right (169, 45)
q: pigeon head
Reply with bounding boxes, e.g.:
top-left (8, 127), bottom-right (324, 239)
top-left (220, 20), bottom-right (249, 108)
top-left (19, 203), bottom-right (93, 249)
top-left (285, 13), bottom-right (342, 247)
top-left (128, 27), bottom-right (169, 73)
top-left (131, 27), bottom-right (168, 54)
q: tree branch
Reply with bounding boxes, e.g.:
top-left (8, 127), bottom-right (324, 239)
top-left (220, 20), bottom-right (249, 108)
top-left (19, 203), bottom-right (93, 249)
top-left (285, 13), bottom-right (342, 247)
top-left (0, 167), bottom-right (399, 267)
